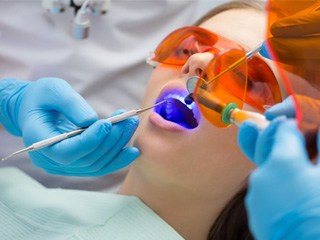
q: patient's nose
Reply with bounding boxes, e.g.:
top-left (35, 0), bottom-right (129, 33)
top-left (181, 52), bottom-right (214, 78)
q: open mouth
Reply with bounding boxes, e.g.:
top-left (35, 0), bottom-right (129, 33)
top-left (154, 89), bottom-right (200, 129)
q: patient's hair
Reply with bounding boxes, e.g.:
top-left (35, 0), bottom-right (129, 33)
top-left (194, 1), bottom-right (266, 239)
top-left (208, 185), bottom-right (252, 240)
top-left (194, 0), bottom-right (265, 26)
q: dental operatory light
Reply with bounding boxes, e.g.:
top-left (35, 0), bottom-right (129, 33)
top-left (42, 0), bottom-right (111, 39)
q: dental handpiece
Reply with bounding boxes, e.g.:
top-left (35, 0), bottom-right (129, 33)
top-left (184, 43), bottom-right (267, 128)
top-left (1, 100), bottom-right (166, 161)
top-left (185, 76), bottom-right (269, 129)
top-left (195, 88), bottom-right (269, 129)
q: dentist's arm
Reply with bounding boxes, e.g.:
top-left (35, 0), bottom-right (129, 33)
top-left (245, 120), bottom-right (320, 240)
top-left (0, 78), bottom-right (139, 176)
top-left (238, 95), bottom-right (320, 162)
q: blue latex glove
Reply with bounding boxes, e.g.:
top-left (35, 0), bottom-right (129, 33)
top-left (245, 120), bottom-right (320, 240)
top-left (265, 96), bottom-right (296, 120)
top-left (238, 95), bottom-right (320, 162)
top-left (0, 78), bottom-right (139, 176)
top-left (237, 95), bottom-right (293, 162)
top-left (238, 117), bottom-right (286, 165)
top-left (266, 95), bottom-right (320, 125)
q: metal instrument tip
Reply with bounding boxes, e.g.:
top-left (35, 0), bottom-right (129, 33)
top-left (136, 100), bottom-right (167, 114)
top-left (155, 99), bottom-right (167, 106)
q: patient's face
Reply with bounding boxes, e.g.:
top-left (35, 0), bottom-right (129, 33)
top-left (132, 8), bottom-right (265, 197)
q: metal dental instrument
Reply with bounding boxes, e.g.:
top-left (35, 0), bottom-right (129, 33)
top-left (207, 43), bottom-right (263, 85)
top-left (1, 100), bottom-right (166, 161)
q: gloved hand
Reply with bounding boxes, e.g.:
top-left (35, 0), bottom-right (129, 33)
top-left (266, 95), bottom-right (320, 125)
top-left (238, 95), bottom-right (320, 161)
top-left (0, 78), bottom-right (139, 176)
top-left (246, 120), bottom-right (320, 240)
top-left (260, 1), bottom-right (320, 88)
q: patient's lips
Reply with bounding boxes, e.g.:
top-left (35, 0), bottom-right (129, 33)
top-left (150, 88), bottom-right (200, 131)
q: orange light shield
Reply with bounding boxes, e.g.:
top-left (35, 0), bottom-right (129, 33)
top-left (195, 49), bottom-right (248, 128)
top-left (266, 0), bottom-right (320, 125)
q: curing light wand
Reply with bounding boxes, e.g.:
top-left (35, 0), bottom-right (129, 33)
top-left (1, 100), bottom-right (166, 161)
top-left (185, 77), bottom-right (269, 129)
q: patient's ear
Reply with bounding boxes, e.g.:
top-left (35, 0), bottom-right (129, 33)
top-left (245, 56), bottom-right (282, 112)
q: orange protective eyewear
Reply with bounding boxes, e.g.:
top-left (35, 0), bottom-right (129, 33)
top-left (149, 26), bottom-right (282, 127)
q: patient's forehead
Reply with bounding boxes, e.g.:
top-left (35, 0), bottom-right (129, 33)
top-left (198, 8), bottom-right (266, 49)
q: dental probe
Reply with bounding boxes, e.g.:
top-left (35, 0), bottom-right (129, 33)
top-left (207, 43), bottom-right (263, 85)
top-left (1, 100), bottom-right (166, 161)
top-left (186, 76), bottom-right (269, 129)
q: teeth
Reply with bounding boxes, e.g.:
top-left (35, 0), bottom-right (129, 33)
top-left (165, 94), bottom-right (184, 102)
top-left (164, 94), bottom-right (194, 111)
top-left (165, 97), bottom-right (197, 119)
top-left (155, 89), bottom-right (201, 129)
top-left (165, 106), bottom-right (173, 115)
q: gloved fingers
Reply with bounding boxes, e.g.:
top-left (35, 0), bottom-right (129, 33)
top-left (41, 147), bottom-right (139, 177)
top-left (28, 151), bottom-right (64, 170)
top-left (245, 170), bottom-right (263, 235)
top-left (28, 151), bottom-right (83, 175)
top-left (254, 117), bottom-right (286, 166)
top-left (94, 147), bottom-right (140, 176)
top-left (271, 3), bottom-right (320, 37)
top-left (30, 116), bottom-right (138, 176)
top-left (86, 116), bottom-right (138, 168)
top-left (23, 110), bottom-right (79, 137)
top-left (83, 118), bottom-right (138, 171)
top-left (21, 111), bottom-right (85, 160)
top-left (35, 78), bottom-right (98, 127)
top-left (266, 120), bottom-right (310, 170)
top-left (42, 119), bottom-right (112, 164)
top-left (26, 108), bottom-right (139, 176)
top-left (65, 146), bottom-right (139, 177)
top-left (28, 108), bottom-right (137, 163)
top-left (246, 122), bottom-right (309, 208)
top-left (266, 95), bottom-right (320, 125)
top-left (238, 120), bottom-right (260, 162)
top-left (60, 116), bottom-right (139, 168)
top-left (109, 109), bottom-right (127, 117)
top-left (265, 96), bottom-right (296, 120)
top-left (98, 116), bottom-right (139, 161)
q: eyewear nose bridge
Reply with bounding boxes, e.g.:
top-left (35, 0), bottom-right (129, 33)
top-left (150, 26), bottom-right (245, 67)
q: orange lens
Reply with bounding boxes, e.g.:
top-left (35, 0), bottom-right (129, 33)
top-left (194, 49), bottom-right (247, 128)
top-left (152, 26), bottom-right (243, 66)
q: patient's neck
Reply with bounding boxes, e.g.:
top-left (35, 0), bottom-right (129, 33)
top-left (119, 163), bottom-right (234, 240)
